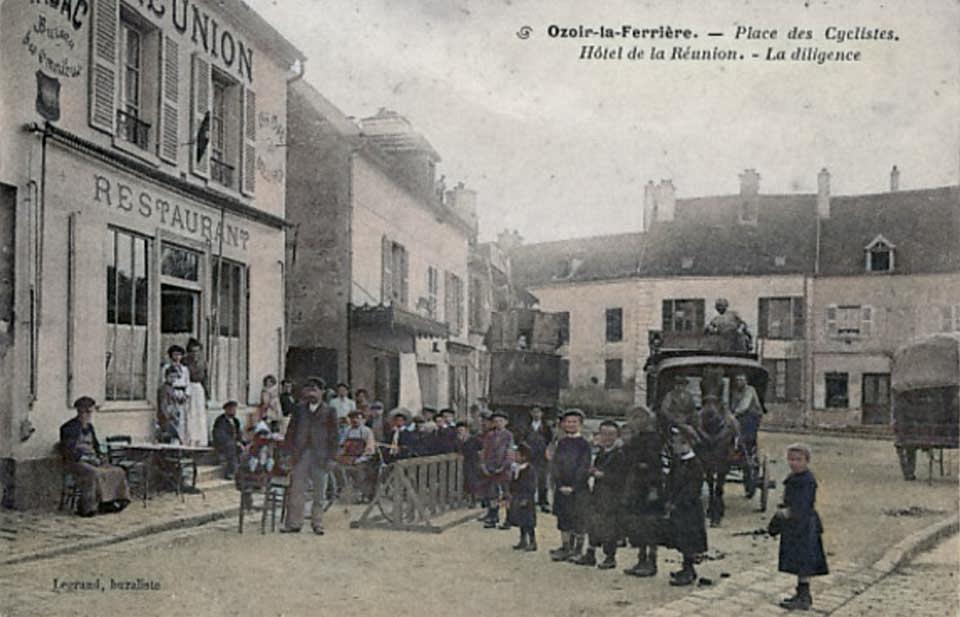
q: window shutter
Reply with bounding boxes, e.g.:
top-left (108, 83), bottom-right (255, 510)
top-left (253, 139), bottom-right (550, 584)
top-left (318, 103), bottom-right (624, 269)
top-left (380, 236), bottom-right (393, 304)
top-left (953, 305), bottom-right (960, 331)
top-left (662, 300), bottom-right (673, 332)
top-left (399, 246), bottom-right (409, 307)
top-left (942, 306), bottom-right (953, 332)
top-left (158, 36), bottom-right (180, 164)
top-left (444, 271), bottom-right (453, 326)
top-left (241, 87), bottom-right (257, 196)
top-left (758, 298), bottom-right (769, 338)
top-left (786, 358), bottom-right (802, 401)
top-left (860, 305), bottom-right (873, 337)
top-left (826, 304), bottom-right (838, 337)
top-left (793, 297), bottom-right (806, 339)
top-left (88, 0), bottom-right (119, 134)
top-left (694, 299), bottom-right (705, 331)
top-left (190, 52), bottom-right (212, 178)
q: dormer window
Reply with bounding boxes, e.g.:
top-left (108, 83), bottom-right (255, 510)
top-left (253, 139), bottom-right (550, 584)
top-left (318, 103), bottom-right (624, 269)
top-left (681, 257), bottom-right (694, 270)
top-left (865, 235), bottom-right (895, 273)
top-left (774, 256), bottom-right (787, 267)
top-left (556, 256), bottom-right (584, 280)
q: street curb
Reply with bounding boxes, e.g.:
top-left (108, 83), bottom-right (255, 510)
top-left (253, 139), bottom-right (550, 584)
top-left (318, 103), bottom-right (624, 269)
top-left (872, 513), bottom-right (959, 575)
top-left (0, 505), bottom-right (239, 568)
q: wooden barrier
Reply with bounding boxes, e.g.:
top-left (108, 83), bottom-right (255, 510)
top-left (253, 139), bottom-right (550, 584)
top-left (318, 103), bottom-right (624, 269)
top-left (350, 453), bottom-right (475, 533)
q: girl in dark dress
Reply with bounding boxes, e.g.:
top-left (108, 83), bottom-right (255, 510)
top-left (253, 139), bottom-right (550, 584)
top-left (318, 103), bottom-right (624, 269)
top-left (507, 444), bottom-right (538, 551)
top-left (775, 443), bottom-right (828, 611)
top-left (621, 406), bottom-right (666, 577)
top-left (664, 427), bottom-right (708, 587)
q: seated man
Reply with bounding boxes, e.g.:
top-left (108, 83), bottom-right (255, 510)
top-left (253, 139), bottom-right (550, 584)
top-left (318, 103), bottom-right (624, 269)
top-left (338, 409), bottom-right (377, 500)
top-left (730, 372), bottom-right (763, 497)
top-left (212, 400), bottom-right (244, 480)
top-left (704, 298), bottom-right (752, 352)
top-left (59, 397), bottom-right (131, 517)
top-left (658, 375), bottom-right (700, 445)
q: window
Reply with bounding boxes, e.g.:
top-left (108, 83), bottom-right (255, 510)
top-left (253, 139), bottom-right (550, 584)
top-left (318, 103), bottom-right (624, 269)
top-left (117, 17), bottom-right (152, 150)
top-left (865, 235), bottom-right (895, 273)
top-left (210, 260), bottom-right (247, 403)
top-left (825, 372), bottom-right (849, 408)
top-left (209, 70), bottom-right (240, 189)
top-left (759, 297), bottom-right (805, 339)
top-left (423, 266), bottom-right (439, 319)
top-left (662, 299), bottom-right (705, 333)
top-left (605, 358), bottom-right (623, 389)
top-left (681, 257), bottom-right (694, 270)
top-left (941, 305), bottom-right (960, 332)
top-left (469, 275), bottom-right (485, 332)
top-left (556, 311), bottom-right (570, 345)
top-left (161, 245), bottom-right (200, 281)
top-left (763, 358), bottom-right (802, 403)
top-left (381, 238), bottom-right (409, 307)
top-left (105, 228), bottom-right (150, 401)
top-left (559, 358), bottom-right (570, 388)
top-left (605, 308), bottom-right (623, 342)
top-left (444, 271), bottom-right (463, 335)
top-left (826, 304), bottom-right (873, 338)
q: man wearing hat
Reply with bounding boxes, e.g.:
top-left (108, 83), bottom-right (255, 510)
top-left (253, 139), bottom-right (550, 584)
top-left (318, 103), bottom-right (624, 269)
top-left (281, 378), bottom-right (339, 534)
top-left (339, 409), bottom-right (377, 501)
top-left (548, 409), bottom-right (592, 561)
top-left (58, 397), bottom-right (131, 516)
top-left (384, 408), bottom-right (416, 462)
top-left (659, 375), bottom-right (699, 444)
top-left (212, 401), bottom-right (244, 480)
top-left (478, 411), bottom-right (514, 528)
top-left (436, 409), bottom-right (459, 454)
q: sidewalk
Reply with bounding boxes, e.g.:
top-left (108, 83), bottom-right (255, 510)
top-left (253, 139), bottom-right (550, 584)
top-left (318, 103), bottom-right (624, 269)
top-left (624, 515), bottom-right (959, 617)
top-left (0, 470), bottom-right (239, 567)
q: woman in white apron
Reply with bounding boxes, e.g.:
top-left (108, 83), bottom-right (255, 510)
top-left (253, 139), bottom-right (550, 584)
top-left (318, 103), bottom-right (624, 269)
top-left (183, 339), bottom-right (209, 446)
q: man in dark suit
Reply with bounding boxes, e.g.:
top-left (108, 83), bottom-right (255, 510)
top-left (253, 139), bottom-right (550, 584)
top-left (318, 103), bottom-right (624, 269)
top-left (281, 378), bottom-right (339, 534)
top-left (383, 409), bottom-right (417, 461)
top-left (528, 406), bottom-right (553, 512)
top-left (212, 400), bottom-right (243, 480)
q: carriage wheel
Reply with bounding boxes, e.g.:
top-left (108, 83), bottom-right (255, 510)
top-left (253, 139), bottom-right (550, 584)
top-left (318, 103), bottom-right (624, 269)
top-left (759, 456), bottom-right (770, 513)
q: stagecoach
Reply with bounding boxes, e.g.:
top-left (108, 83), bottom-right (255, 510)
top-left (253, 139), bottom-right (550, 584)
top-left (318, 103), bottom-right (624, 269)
top-left (645, 343), bottom-right (773, 512)
top-left (891, 333), bottom-right (960, 482)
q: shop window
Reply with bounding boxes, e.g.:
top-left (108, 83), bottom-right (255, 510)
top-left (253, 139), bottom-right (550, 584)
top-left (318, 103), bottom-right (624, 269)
top-left (825, 372), bottom-right (849, 408)
top-left (605, 358), bottom-right (623, 389)
top-left (606, 307), bottom-right (623, 342)
top-left (105, 228), bottom-right (150, 401)
top-left (161, 244), bottom-right (200, 281)
top-left (759, 297), bottom-right (805, 339)
top-left (211, 260), bottom-right (247, 403)
top-left (662, 298), bottom-right (705, 333)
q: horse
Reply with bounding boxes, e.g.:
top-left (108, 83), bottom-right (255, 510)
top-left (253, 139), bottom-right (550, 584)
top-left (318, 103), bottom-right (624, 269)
top-left (695, 396), bottom-right (740, 527)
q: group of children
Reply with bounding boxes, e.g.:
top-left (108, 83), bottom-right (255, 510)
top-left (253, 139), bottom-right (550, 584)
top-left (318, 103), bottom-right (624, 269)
top-left (499, 407), bottom-right (828, 610)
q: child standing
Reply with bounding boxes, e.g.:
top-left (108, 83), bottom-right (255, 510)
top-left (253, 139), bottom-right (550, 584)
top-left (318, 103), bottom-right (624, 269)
top-left (548, 409), bottom-right (592, 562)
top-left (664, 426), bottom-right (708, 586)
top-left (575, 420), bottom-right (626, 569)
top-left (775, 443), bottom-right (828, 611)
top-left (621, 406), bottom-right (665, 577)
top-left (507, 444), bottom-right (538, 551)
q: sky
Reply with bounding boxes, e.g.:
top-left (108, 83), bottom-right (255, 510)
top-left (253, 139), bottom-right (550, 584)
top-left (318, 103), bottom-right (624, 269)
top-left (246, 0), bottom-right (960, 243)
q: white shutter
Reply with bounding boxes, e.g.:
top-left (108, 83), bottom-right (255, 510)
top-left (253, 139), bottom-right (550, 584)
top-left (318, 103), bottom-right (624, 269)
top-left (190, 52), bottom-right (212, 178)
top-left (381, 236), bottom-right (393, 304)
top-left (241, 87), bottom-right (257, 196)
top-left (158, 36), bottom-right (180, 164)
top-left (826, 304), bottom-right (838, 338)
top-left (860, 305), bottom-right (873, 337)
top-left (88, 0), bottom-right (119, 134)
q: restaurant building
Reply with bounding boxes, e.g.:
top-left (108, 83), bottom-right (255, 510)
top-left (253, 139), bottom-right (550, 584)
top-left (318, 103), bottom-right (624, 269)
top-left (0, 0), bottom-right (304, 508)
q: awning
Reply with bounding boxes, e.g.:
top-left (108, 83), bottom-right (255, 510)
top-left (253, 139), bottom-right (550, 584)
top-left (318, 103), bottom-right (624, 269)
top-left (349, 303), bottom-right (449, 339)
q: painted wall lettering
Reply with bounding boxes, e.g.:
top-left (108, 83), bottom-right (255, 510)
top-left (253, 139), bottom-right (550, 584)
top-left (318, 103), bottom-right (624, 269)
top-left (93, 174), bottom-right (250, 250)
top-left (22, 14), bottom-right (83, 79)
top-left (29, 0), bottom-right (89, 31)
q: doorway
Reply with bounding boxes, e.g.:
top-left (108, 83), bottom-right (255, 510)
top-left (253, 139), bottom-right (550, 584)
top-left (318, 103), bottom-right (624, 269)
top-left (862, 373), bottom-right (891, 425)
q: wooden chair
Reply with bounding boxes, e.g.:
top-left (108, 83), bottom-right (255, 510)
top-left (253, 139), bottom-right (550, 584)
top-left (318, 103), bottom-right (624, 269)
top-left (58, 470), bottom-right (82, 513)
top-left (105, 435), bottom-right (150, 507)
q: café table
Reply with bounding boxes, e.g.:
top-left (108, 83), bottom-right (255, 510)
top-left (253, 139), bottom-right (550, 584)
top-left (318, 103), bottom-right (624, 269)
top-left (125, 443), bottom-right (213, 502)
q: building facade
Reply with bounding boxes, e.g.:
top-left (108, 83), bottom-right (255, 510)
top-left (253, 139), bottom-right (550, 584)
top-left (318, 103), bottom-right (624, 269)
top-left (511, 168), bottom-right (959, 425)
top-left (286, 82), bottom-right (481, 415)
top-left (0, 0), bottom-right (303, 507)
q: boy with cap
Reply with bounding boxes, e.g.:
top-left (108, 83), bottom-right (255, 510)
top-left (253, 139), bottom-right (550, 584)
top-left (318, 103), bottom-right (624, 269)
top-left (548, 409), bottom-right (592, 562)
top-left (575, 420), bottom-right (626, 569)
top-left (212, 400), bottom-right (244, 480)
top-left (478, 410), bottom-right (514, 528)
top-left (507, 443), bottom-right (538, 551)
top-left (384, 409), bottom-right (416, 462)
top-left (664, 427), bottom-right (708, 586)
top-left (621, 406), bottom-right (666, 577)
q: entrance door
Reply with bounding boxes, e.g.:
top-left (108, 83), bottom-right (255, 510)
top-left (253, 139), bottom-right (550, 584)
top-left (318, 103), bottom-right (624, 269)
top-left (862, 373), bottom-right (891, 425)
top-left (161, 284), bottom-right (200, 359)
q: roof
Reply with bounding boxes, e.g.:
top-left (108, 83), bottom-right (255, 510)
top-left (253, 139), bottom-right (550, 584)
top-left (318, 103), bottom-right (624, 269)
top-left (819, 186), bottom-right (960, 276)
top-left (511, 193), bottom-right (817, 288)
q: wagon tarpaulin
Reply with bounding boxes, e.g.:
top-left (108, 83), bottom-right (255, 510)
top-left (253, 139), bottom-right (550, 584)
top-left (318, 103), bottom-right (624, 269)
top-left (891, 333), bottom-right (960, 392)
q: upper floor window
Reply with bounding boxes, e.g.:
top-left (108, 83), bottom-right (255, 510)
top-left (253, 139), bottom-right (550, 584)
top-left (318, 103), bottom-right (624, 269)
top-left (209, 70), bottom-right (241, 189)
top-left (826, 304), bottom-right (873, 338)
top-left (942, 305), bottom-right (960, 332)
top-left (662, 299), bottom-right (705, 333)
top-left (421, 266), bottom-right (439, 319)
top-left (605, 308), bottom-right (623, 342)
top-left (444, 271), bottom-right (463, 335)
top-left (116, 12), bottom-right (155, 151)
top-left (556, 311), bottom-right (570, 345)
top-left (381, 238), bottom-right (408, 308)
top-left (865, 235), bottom-right (895, 273)
top-left (759, 297), bottom-right (805, 339)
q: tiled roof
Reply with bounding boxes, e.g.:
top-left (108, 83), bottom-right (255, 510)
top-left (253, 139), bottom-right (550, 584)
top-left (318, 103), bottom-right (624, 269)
top-left (511, 193), bottom-right (818, 288)
top-left (819, 186), bottom-right (959, 276)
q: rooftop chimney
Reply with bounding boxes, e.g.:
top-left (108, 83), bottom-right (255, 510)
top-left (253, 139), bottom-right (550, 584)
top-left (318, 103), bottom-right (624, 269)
top-left (657, 179), bottom-right (676, 223)
top-left (817, 168), bottom-right (831, 219)
top-left (643, 180), bottom-right (657, 229)
top-left (497, 229), bottom-right (524, 254)
top-left (890, 165), bottom-right (900, 192)
top-left (445, 182), bottom-right (478, 237)
top-left (739, 168), bottom-right (761, 196)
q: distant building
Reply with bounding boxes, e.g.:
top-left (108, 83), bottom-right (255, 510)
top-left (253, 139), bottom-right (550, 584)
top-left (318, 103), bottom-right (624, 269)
top-left (510, 167), bottom-right (960, 424)
top-left (285, 81), bottom-right (480, 414)
top-left (0, 0), bottom-right (304, 507)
